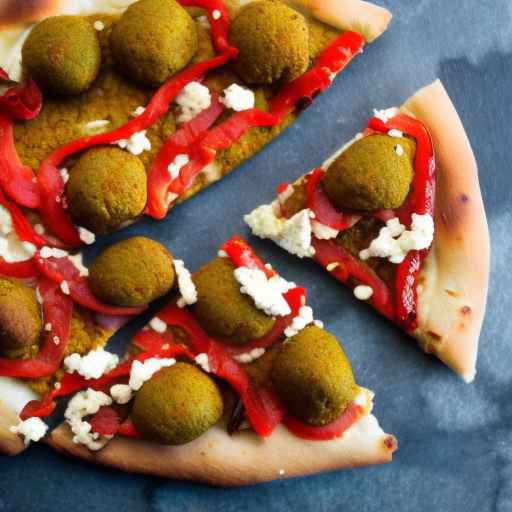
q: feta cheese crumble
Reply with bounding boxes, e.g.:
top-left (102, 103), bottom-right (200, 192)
top-left (132, 106), bottom-right (146, 117)
top-left (149, 316), bottom-right (167, 333)
top-left (117, 130), bottom-right (151, 155)
top-left (388, 128), bottom-right (403, 138)
top-left (0, 205), bottom-right (37, 263)
top-left (34, 223), bottom-right (45, 235)
top-left (84, 119), bottom-right (110, 133)
top-left (167, 154), bottom-right (189, 180)
top-left (10, 417), bottom-right (48, 446)
top-left (195, 353), bottom-right (211, 373)
top-left (311, 220), bottom-right (339, 240)
top-left (359, 214), bottom-right (434, 264)
top-left (373, 107), bottom-right (399, 123)
top-left (233, 267), bottom-right (293, 317)
top-left (59, 168), bottom-right (70, 184)
top-left (64, 389), bottom-right (112, 451)
top-left (176, 81), bottom-right (211, 123)
top-left (68, 253), bottom-right (89, 277)
top-left (244, 204), bottom-right (315, 258)
top-left (128, 358), bottom-right (176, 391)
top-left (220, 84), bottom-right (255, 111)
top-left (110, 384), bottom-right (133, 405)
top-left (78, 226), bottom-right (96, 245)
top-left (39, 246), bottom-right (68, 259)
top-left (353, 285), bottom-right (374, 301)
top-left (395, 144), bottom-right (404, 156)
top-left (60, 280), bottom-right (70, 295)
top-left (93, 20), bottom-right (105, 31)
top-left (174, 259), bottom-right (198, 307)
top-left (212, 9), bottom-right (221, 19)
top-left (64, 348), bottom-right (119, 380)
top-left (284, 306), bottom-right (315, 337)
top-left (234, 348), bottom-right (265, 364)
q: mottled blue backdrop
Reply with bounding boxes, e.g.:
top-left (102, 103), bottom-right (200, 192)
top-left (1, 1), bottom-right (510, 510)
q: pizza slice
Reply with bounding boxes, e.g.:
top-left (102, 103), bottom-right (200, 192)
top-left (0, 235), bottom-right (190, 455)
top-left (0, 0), bottom-right (391, 250)
top-left (244, 80), bottom-right (490, 382)
top-left (36, 237), bottom-right (397, 485)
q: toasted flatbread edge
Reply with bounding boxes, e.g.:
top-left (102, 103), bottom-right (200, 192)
top-left (402, 80), bottom-right (490, 383)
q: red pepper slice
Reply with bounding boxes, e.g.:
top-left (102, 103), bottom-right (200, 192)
top-left (0, 258), bottom-right (38, 279)
top-left (117, 418), bottom-right (141, 438)
top-left (89, 406), bottom-right (121, 436)
top-left (282, 402), bottom-right (364, 441)
top-left (368, 113), bottom-right (435, 330)
top-left (270, 31), bottom-right (365, 119)
top-left (305, 167), bottom-right (361, 230)
top-left (311, 237), bottom-right (395, 320)
top-left (0, 69), bottom-right (42, 120)
top-left (220, 235), bottom-right (274, 278)
top-left (0, 278), bottom-right (73, 378)
top-left (35, 253), bottom-right (146, 317)
top-left (145, 96), bottom-right (225, 219)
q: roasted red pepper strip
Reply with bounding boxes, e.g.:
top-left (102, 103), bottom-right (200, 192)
top-left (221, 235), bottom-right (274, 278)
top-left (89, 406), bottom-right (121, 436)
top-left (0, 258), bottom-right (38, 279)
top-left (0, 278), bottom-right (73, 378)
top-left (158, 303), bottom-right (285, 436)
top-left (0, 69), bottom-right (42, 120)
top-left (305, 167), bottom-right (362, 230)
top-left (283, 402), bottom-right (364, 441)
top-left (368, 113), bottom-right (435, 330)
top-left (270, 31), bottom-right (365, 119)
top-left (146, 96), bottom-right (225, 219)
top-left (117, 419), bottom-right (141, 438)
top-left (35, 253), bottom-right (146, 316)
top-left (311, 238), bottom-right (395, 320)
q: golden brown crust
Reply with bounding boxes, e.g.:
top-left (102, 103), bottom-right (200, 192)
top-left (401, 80), bottom-right (490, 382)
top-left (288, 0), bottom-right (392, 42)
top-left (48, 412), bottom-right (396, 486)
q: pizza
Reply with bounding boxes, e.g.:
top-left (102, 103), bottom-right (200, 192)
top-left (25, 236), bottom-right (398, 486)
top-left (0, 235), bottom-right (190, 455)
top-left (245, 80), bottom-right (490, 383)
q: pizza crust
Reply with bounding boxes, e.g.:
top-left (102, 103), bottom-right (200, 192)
top-left (48, 409), bottom-right (396, 486)
top-left (402, 80), bottom-right (490, 383)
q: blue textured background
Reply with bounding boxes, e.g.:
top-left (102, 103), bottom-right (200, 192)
top-left (1, 0), bottom-right (510, 510)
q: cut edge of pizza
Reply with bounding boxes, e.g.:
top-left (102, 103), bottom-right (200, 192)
top-left (38, 237), bottom-right (397, 486)
top-left (244, 79), bottom-right (490, 383)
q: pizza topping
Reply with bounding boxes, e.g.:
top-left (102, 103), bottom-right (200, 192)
top-left (0, 205), bottom-right (37, 263)
top-left (220, 84), bottom-right (255, 111)
top-left (311, 220), bottom-right (340, 240)
top-left (64, 348), bottom-right (119, 380)
top-left (174, 259), bottom-right (198, 307)
top-left (194, 353), bottom-right (211, 373)
top-left (284, 306), bottom-right (314, 337)
top-left (167, 154), bottom-right (190, 180)
top-left (116, 130), bottom-right (152, 156)
top-left (353, 285), bottom-right (374, 301)
top-left (10, 417), bottom-right (48, 446)
top-left (110, 384), bottom-right (133, 405)
top-left (78, 227), bottom-right (95, 245)
top-left (233, 347), bottom-right (266, 364)
top-left (373, 108), bottom-right (399, 124)
top-left (176, 81), bottom-right (212, 123)
top-left (149, 316), bottom-right (167, 333)
top-left (93, 20), bottom-right (105, 31)
top-left (128, 357), bottom-right (177, 391)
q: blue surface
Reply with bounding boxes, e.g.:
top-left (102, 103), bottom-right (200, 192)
top-left (1, 1), bottom-right (510, 510)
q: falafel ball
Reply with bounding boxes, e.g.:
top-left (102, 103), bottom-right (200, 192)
top-left (132, 362), bottom-right (223, 445)
top-left (191, 257), bottom-right (275, 344)
top-left (22, 16), bottom-right (101, 96)
top-left (321, 134), bottom-right (416, 211)
top-left (229, 0), bottom-right (309, 85)
top-left (65, 147), bottom-right (147, 235)
top-left (110, 0), bottom-right (198, 88)
top-left (88, 236), bottom-right (175, 307)
top-left (0, 278), bottom-right (42, 352)
top-left (272, 325), bottom-right (358, 426)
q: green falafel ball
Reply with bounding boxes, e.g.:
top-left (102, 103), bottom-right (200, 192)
top-left (321, 134), bottom-right (416, 211)
top-left (110, 0), bottom-right (198, 87)
top-left (229, 0), bottom-right (309, 85)
top-left (22, 16), bottom-right (101, 95)
top-left (0, 278), bottom-right (42, 352)
top-left (66, 147), bottom-right (147, 235)
top-left (272, 325), bottom-right (358, 426)
top-left (132, 362), bottom-right (223, 445)
top-left (88, 237), bottom-right (175, 307)
top-left (192, 257), bottom-right (275, 344)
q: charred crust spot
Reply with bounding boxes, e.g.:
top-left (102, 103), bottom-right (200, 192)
top-left (383, 435), bottom-right (398, 452)
top-left (445, 289), bottom-right (462, 298)
top-left (460, 305), bottom-right (471, 315)
top-left (460, 193), bottom-right (469, 203)
top-left (427, 330), bottom-right (442, 341)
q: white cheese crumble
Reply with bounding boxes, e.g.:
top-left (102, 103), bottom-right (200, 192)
top-left (59, 168), bottom-right (70, 184)
top-left (64, 348), bottom-right (119, 380)
top-left (353, 285), bottom-right (374, 301)
top-left (234, 348), bottom-right (265, 364)
top-left (217, 249), bottom-right (228, 257)
top-left (359, 214), bottom-right (434, 264)
top-left (244, 204), bottom-right (315, 258)
top-left (39, 246), bottom-right (68, 259)
top-left (10, 417), bottom-right (48, 446)
top-left (53, 335), bottom-right (60, 345)
top-left (149, 316), bottom-right (167, 333)
top-left (78, 226), bottom-right (96, 245)
top-left (195, 353), bottom-right (211, 373)
top-left (174, 259), bottom-right (198, 307)
top-left (60, 280), bottom-right (70, 295)
top-left (84, 119), bottom-right (109, 133)
top-left (64, 388), bottom-right (112, 451)
top-left (284, 306), bottom-right (314, 338)
top-left (128, 358), bottom-right (176, 391)
top-left (212, 9), bottom-right (221, 19)
top-left (44, 322), bottom-right (52, 331)
top-left (373, 107), bottom-right (399, 123)
top-left (68, 253), bottom-right (89, 277)
top-left (388, 128), bottom-right (403, 138)
top-left (167, 154), bottom-right (189, 180)
top-left (110, 384), bottom-right (133, 405)
top-left (93, 20), bottom-right (105, 31)
top-left (233, 267), bottom-right (293, 317)
top-left (0, 205), bottom-right (37, 263)
top-left (220, 84), bottom-right (255, 112)
top-left (132, 106), bottom-right (146, 117)
top-left (395, 144), bottom-right (404, 156)
top-left (117, 130), bottom-right (151, 155)
top-left (175, 81), bottom-right (211, 124)
top-left (311, 219), bottom-right (339, 240)
top-left (314, 319), bottom-right (324, 328)
top-left (34, 223), bottom-right (45, 235)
